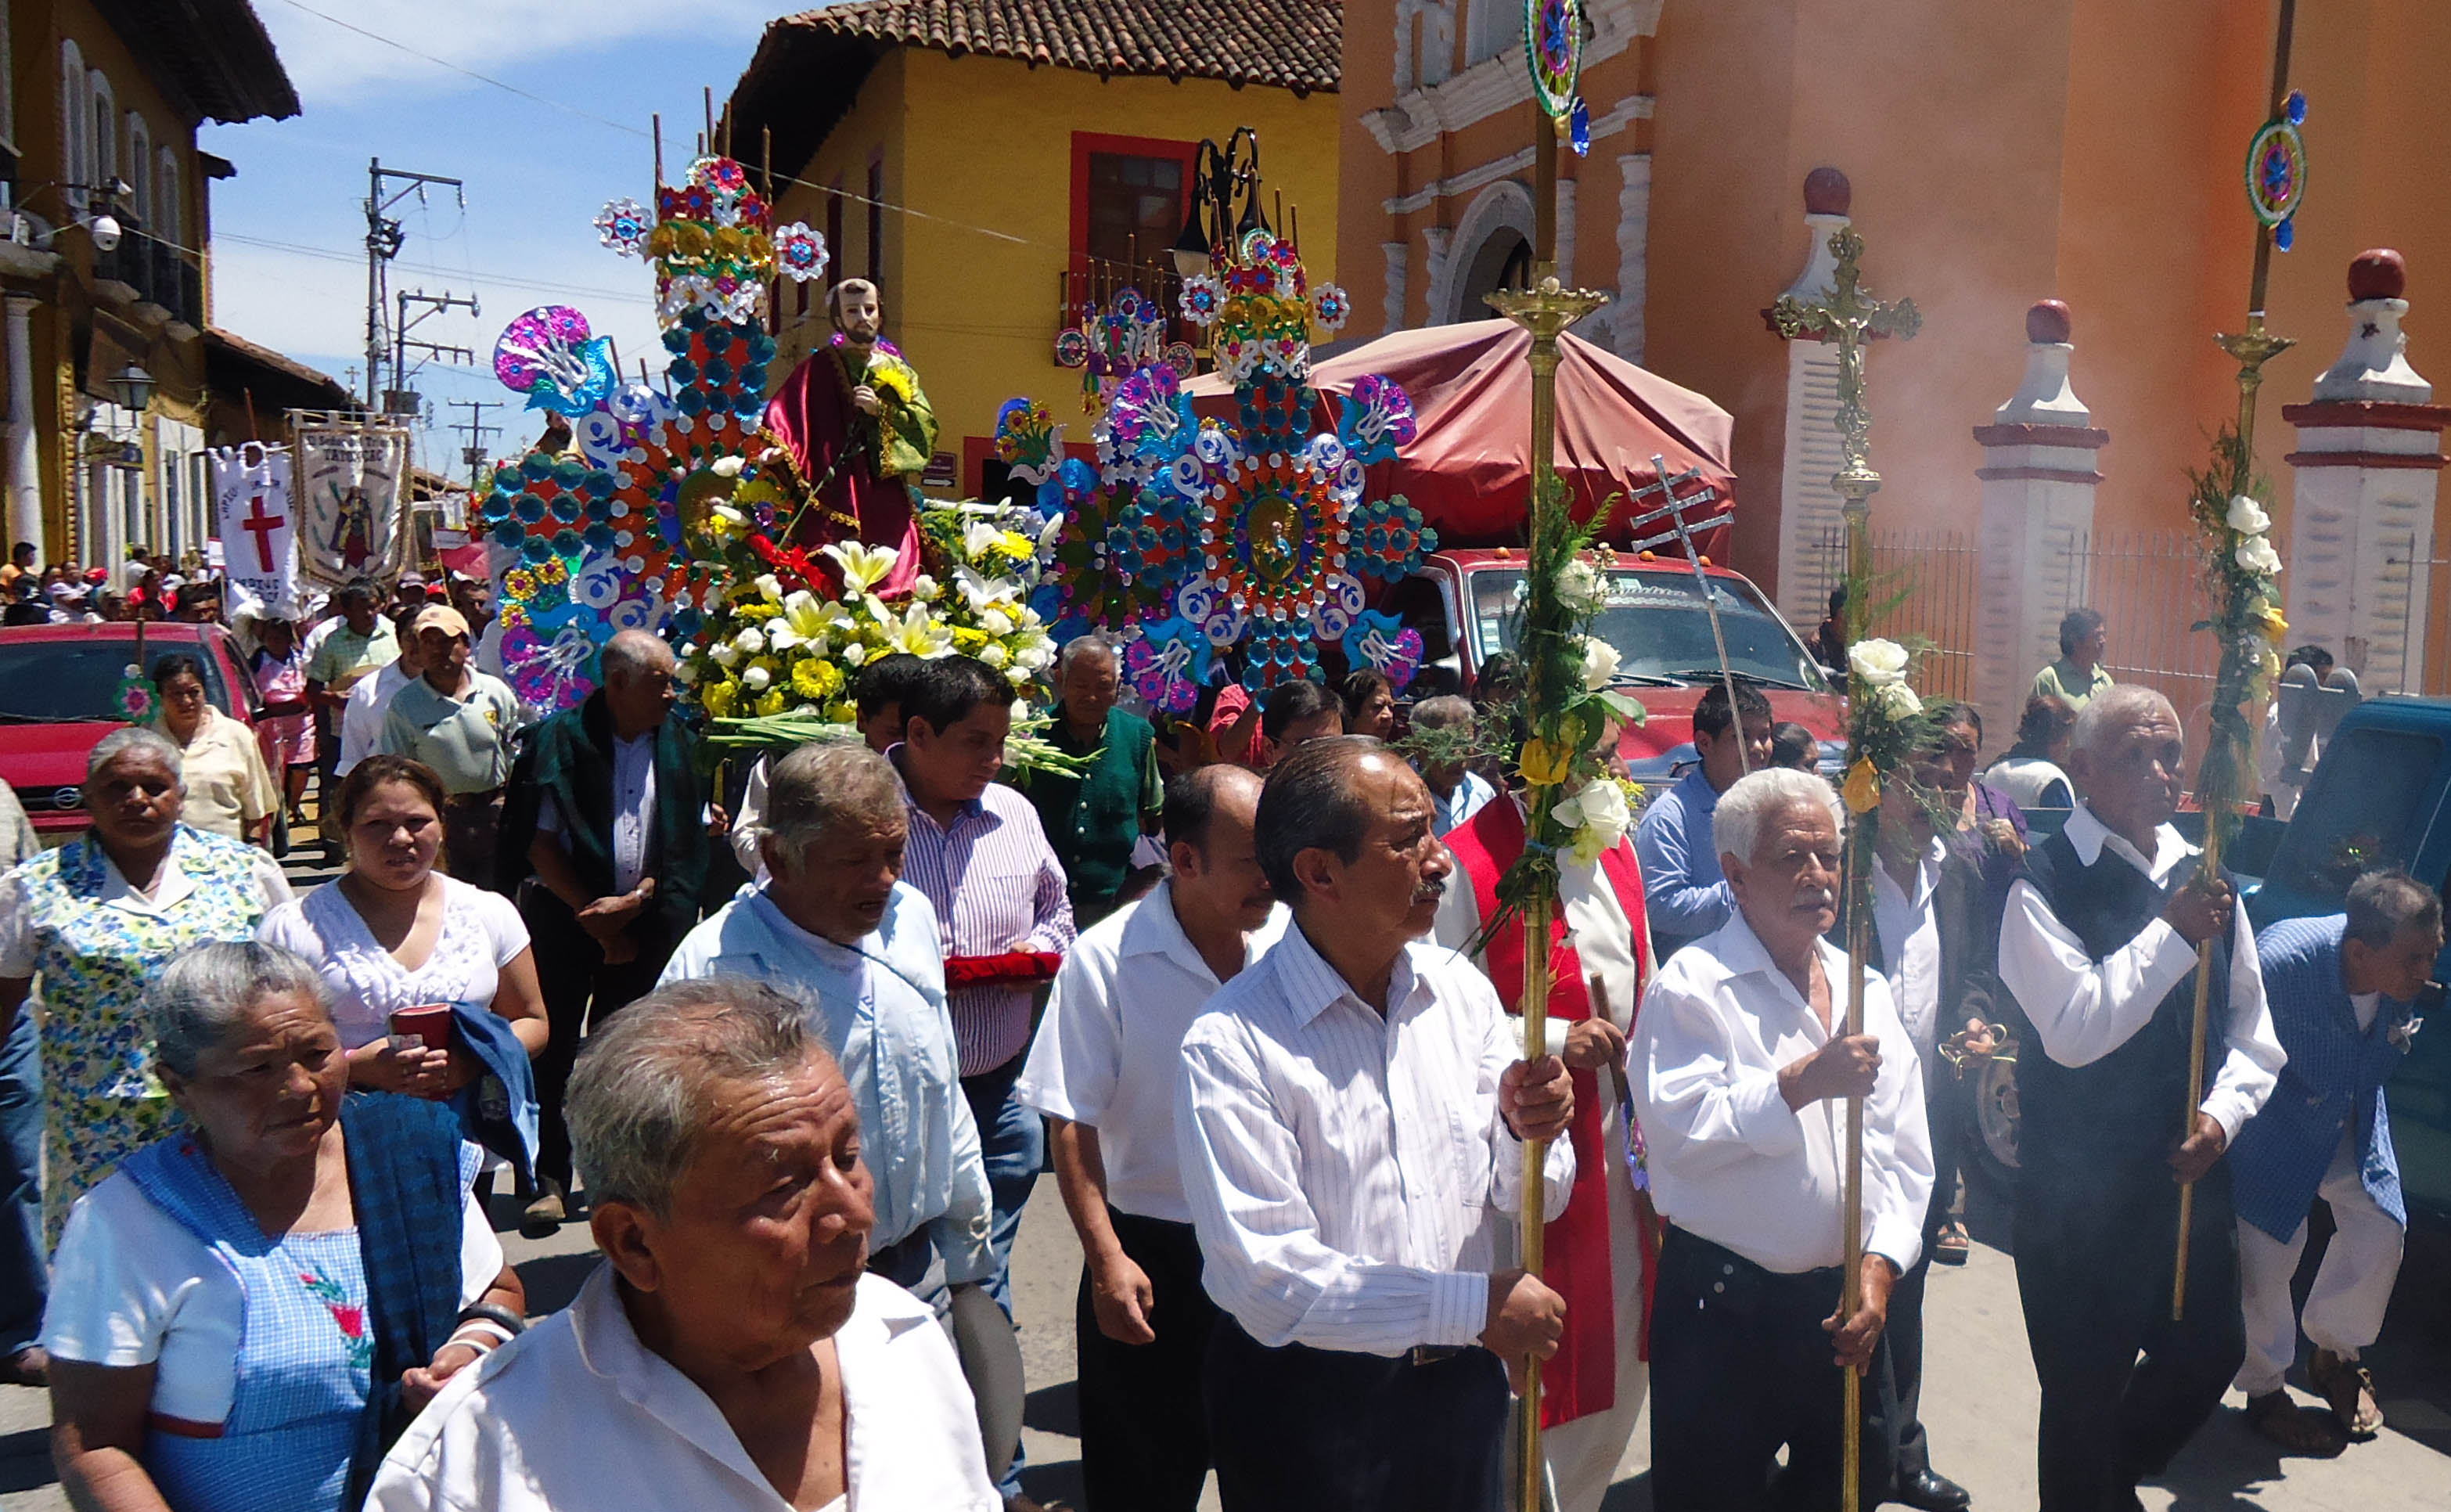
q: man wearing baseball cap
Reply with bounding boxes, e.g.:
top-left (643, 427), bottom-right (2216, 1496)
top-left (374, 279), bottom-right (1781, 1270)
top-left (379, 603), bottom-right (524, 887)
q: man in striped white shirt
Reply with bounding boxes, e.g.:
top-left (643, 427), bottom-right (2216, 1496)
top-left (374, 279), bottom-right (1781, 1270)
top-left (1175, 736), bottom-right (1577, 1512)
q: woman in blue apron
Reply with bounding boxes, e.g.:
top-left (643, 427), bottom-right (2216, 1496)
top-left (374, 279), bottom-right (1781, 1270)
top-left (41, 941), bottom-right (526, 1512)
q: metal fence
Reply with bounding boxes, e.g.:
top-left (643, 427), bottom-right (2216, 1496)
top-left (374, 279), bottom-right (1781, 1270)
top-left (1805, 525), bottom-right (2218, 725)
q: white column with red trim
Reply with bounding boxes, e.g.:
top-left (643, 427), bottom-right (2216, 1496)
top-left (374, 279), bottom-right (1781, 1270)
top-left (1973, 299), bottom-right (2107, 738)
top-left (2283, 250), bottom-right (2450, 693)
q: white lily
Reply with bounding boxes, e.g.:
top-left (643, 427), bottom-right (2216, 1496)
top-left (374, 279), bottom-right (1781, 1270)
top-left (963, 521), bottom-right (1003, 560)
top-left (821, 540), bottom-right (900, 594)
top-left (880, 602), bottom-right (955, 658)
top-left (912, 574), bottom-right (941, 603)
top-left (753, 573), bottom-right (783, 603)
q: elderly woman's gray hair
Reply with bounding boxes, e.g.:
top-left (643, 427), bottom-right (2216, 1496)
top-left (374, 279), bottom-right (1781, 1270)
top-left (149, 941), bottom-right (331, 1078)
top-left (1712, 768), bottom-right (1838, 869)
top-left (2070, 684), bottom-right (2179, 758)
top-left (761, 739), bottom-right (906, 875)
top-left (566, 976), bottom-right (837, 1219)
top-left (88, 725), bottom-right (185, 787)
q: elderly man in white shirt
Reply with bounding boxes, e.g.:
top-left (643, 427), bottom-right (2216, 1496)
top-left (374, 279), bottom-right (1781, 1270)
top-left (1633, 766), bottom-right (1934, 1512)
top-left (369, 977), bottom-right (1000, 1512)
top-left (1175, 736), bottom-right (1575, 1512)
top-left (658, 740), bottom-right (994, 1295)
top-left (1997, 686), bottom-right (2284, 1512)
top-left (1018, 765), bottom-right (1284, 1511)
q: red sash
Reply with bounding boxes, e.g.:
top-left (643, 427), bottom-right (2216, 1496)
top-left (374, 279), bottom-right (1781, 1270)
top-left (1445, 797), bottom-right (1654, 1427)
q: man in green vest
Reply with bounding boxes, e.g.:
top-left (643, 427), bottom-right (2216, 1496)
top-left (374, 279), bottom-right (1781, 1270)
top-left (1026, 635), bottom-right (1161, 926)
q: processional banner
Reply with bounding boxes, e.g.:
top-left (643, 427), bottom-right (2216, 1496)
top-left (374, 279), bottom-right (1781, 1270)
top-left (293, 423), bottom-right (412, 586)
top-left (208, 442), bottom-right (298, 611)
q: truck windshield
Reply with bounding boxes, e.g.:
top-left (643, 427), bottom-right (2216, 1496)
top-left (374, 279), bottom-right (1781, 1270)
top-left (2262, 725), bottom-right (2445, 905)
top-left (1467, 569), bottom-right (1830, 691)
top-left (0, 639), bottom-right (235, 722)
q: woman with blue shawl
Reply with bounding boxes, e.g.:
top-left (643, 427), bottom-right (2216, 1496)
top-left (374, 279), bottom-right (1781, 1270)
top-left (40, 942), bottom-right (524, 1512)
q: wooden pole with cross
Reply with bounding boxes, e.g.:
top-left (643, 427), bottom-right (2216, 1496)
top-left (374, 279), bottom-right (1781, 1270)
top-left (1769, 221), bottom-right (1919, 1512)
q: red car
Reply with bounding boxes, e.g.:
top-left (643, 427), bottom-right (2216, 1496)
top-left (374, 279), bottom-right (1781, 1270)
top-left (1385, 549), bottom-right (1848, 771)
top-left (0, 622), bottom-right (266, 840)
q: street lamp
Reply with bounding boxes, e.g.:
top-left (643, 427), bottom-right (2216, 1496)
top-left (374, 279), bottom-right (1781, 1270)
top-left (1170, 128), bottom-right (1266, 279)
top-left (109, 363), bottom-right (155, 413)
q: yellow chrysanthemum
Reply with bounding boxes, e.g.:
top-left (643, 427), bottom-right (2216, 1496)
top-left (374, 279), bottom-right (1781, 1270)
top-left (702, 679), bottom-right (740, 718)
top-left (754, 688), bottom-right (789, 718)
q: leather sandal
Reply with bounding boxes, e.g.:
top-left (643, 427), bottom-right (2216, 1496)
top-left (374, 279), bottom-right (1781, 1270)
top-left (2242, 1390), bottom-right (2347, 1454)
top-left (2309, 1348), bottom-right (2384, 1436)
top-left (1933, 1222), bottom-right (1971, 1266)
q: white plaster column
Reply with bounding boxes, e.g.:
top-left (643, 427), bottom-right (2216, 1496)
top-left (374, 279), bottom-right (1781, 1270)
top-left (2282, 250), bottom-right (2449, 693)
top-left (1421, 226), bottom-right (1453, 330)
top-left (1381, 241), bottom-right (1411, 335)
top-left (1972, 299), bottom-right (2107, 734)
top-left (1614, 153), bottom-right (1650, 364)
top-left (1769, 168), bottom-right (1853, 623)
top-left (3, 297), bottom-right (40, 558)
top-left (1554, 175), bottom-right (1578, 286)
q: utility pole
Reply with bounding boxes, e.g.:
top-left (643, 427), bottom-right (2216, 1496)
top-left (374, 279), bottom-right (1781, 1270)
top-left (448, 399), bottom-right (502, 491)
top-left (362, 158), bottom-right (466, 412)
top-left (391, 287), bottom-right (481, 414)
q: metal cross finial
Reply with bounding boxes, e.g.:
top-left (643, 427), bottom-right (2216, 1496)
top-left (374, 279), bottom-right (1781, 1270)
top-left (1769, 226), bottom-right (1923, 513)
top-left (1627, 455), bottom-right (1751, 779)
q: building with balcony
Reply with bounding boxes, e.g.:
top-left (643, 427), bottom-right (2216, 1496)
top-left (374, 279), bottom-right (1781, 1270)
top-left (727, 0), bottom-right (1343, 498)
top-left (0, 0), bottom-right (297, 571)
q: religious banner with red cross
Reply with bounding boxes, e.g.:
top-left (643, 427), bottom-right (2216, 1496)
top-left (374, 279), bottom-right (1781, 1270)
top-left (210, 441), bottom-right (297, 613)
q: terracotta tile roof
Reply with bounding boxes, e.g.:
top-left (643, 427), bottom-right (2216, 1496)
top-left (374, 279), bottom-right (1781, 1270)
top-left (777, 0), bottom-right (1342, 94)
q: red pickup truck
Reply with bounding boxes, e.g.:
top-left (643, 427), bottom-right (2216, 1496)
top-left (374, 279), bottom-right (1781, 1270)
top-left (1383, 549), bottom-right (1848, 769)
top-left (0, 622), bottom-right (266, 840)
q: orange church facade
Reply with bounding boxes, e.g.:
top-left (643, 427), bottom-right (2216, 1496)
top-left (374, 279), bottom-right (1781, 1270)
top-left (1335, 0), bottom-right (2451, 619)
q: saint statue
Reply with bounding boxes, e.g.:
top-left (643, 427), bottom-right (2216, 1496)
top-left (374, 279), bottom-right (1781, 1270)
top-left (764, 279), bottom-right (938, 596)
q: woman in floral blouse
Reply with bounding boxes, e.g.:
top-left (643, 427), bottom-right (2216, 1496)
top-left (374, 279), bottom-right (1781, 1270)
top-left (0, 728), bottom-right (293, 1242)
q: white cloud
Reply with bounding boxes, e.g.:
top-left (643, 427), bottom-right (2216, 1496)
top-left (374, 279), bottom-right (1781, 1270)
top-left (259, 0), bottom-right (776, 107)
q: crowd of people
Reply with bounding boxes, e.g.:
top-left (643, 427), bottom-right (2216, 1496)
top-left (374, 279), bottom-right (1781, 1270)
top-left (0, 571), bottom-right (2435, 1512)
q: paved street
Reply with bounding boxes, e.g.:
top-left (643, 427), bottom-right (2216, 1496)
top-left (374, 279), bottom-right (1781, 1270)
top-left (0, 822), bottom-right (2442, 1510)
top-left (0, 1166), bottom-right (2446, 1509)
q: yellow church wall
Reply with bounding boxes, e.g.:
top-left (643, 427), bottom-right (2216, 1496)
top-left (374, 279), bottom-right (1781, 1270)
top-left (763, 49), bottom-right (1340, 497)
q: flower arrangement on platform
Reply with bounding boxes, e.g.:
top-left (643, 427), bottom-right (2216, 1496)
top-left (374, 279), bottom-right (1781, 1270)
top-left (683, 500), bottom-right (1060, 736)
top-left (2186, 427), bottom-right (2288, 844)
top-left (1480, 475), bottom-right (1647, 938)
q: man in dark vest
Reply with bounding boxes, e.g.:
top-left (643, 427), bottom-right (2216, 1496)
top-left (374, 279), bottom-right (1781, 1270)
top-left (509, 629), bottom-right (713, 1230)
top-left (1997, 685), bottom-right (2285, 1512)
top-left (1024, 634), bottom-right (1161, 926)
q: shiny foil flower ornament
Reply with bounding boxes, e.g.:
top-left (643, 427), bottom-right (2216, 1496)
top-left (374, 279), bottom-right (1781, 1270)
top-left (1311, 283), bottom-right (1353, 333)
top-left (596, 197), bottom-right (650, 257)
top-left (774, 223), bottom-right (830, 283)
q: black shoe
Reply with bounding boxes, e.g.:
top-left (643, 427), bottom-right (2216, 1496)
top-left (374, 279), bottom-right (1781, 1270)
top-left (1896, 1468), bottom-right (1971, 1510)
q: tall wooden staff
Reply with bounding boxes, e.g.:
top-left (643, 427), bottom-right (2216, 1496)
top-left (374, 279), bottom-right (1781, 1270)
top-left (2179, 0), bottom-right (2302, 1319)
top-left (1771, 225), bottom-right (1918, 1512)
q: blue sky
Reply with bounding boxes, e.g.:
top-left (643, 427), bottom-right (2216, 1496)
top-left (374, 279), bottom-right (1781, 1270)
top-left (200, 0), bottom-right (784, 482)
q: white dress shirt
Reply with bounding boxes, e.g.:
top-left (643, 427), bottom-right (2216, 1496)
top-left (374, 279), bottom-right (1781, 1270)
top-left (337, 660), bottom-right (412, 776)
top-left (368, 1264), bottom-right (999, 1512)
top-left (1997, 803), bottom-right (2284, 1143)
top-left (1017, 883), bottom-right (1288, 1223)
top-left (537, 730), bottom-right (657, 895)
top-left (1870, 837), bottom-right (1947, 1061)
top-left (658, 883), bottom-right (995, 1283)
top-left (1175, 922), bottom-right (1575, 1358)
top-left (1633, 912), bottom-right (1934, 1275)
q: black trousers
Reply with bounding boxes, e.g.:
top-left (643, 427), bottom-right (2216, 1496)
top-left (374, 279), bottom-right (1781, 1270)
top-left (1649, 1226), bottom-right (1895, 1512)
top-left (1076, 1209), bottom-right (1218, 1512)
top-left (1204, 1316), bottom-right (1506, 1512)
top-left (1888, 1067), bottom-right (1965, 1485)
top-left (2014, 1162), bottom-right (2244, 1512)
top-left (526, 891), bottom-right (678, 1190)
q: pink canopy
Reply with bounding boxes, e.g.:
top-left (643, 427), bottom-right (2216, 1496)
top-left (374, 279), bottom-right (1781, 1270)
top-left (1186, 318), bottom-right (1737, 556)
